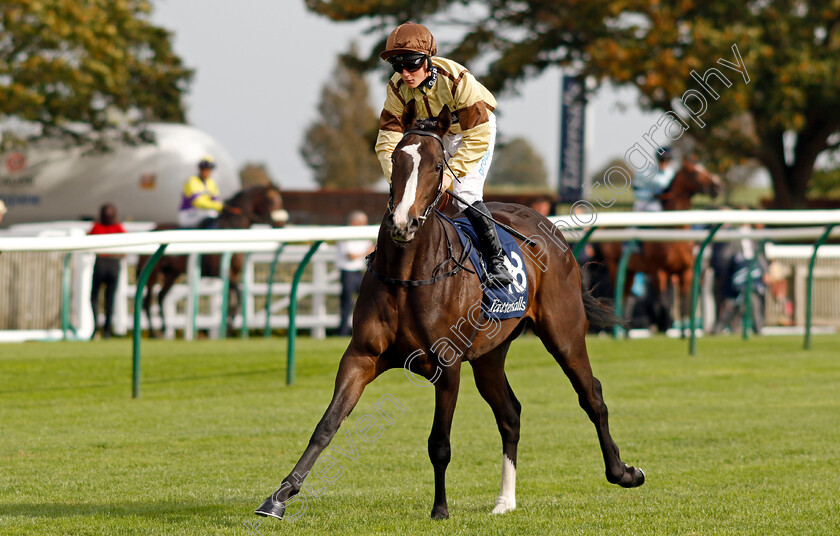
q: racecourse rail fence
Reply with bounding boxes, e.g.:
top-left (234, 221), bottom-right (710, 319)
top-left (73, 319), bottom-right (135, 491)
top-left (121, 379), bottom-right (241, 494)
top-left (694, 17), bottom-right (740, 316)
top-left (1, 210), bottom-right (839, 344)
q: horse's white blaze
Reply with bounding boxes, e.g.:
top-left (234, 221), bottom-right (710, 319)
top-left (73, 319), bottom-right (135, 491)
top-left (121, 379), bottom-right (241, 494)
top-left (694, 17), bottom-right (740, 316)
top-left (393, 142), bottom-right (421, 229)
top-left (491, 454), bottom-right (516, 514)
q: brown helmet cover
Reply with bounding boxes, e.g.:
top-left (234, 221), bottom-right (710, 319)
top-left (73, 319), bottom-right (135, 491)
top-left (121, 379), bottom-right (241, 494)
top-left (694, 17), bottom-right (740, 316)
top-left (380, 22), bottom-right (437, 60)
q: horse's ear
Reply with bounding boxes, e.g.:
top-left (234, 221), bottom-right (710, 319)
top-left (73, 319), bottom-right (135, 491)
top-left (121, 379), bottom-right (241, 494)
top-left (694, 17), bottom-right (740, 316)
top-left (437, 105), bottom-right (452, 136)
top-left (402, 100), bottom-right (417, 130)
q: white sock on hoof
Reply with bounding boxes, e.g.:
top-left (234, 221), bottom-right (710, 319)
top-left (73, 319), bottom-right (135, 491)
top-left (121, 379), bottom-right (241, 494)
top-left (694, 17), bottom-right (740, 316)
top-left (491, 454), bottom-right (516, 514)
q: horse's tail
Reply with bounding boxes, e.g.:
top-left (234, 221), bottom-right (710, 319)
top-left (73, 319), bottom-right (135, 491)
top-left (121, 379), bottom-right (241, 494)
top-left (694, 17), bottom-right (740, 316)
top-left (581, 284), bottom-right (625, 329)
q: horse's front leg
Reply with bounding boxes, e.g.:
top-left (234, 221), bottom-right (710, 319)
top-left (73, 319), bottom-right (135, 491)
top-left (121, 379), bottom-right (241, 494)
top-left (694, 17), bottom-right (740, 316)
top-left (679, 270), bottom-right (693, 338)
top-left (227, 280), bottom-right (241, 336)
top-left (429, 363), bottom-right (461, 520)
top-left (255, 348), bottom-right (380, 519)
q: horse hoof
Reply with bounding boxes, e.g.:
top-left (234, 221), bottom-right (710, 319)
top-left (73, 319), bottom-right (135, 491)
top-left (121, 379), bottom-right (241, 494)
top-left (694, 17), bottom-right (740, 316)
top-left (635, 467), bottom-right (645, 486)
top-left (430, 506), bottom-right (449, 520)
top-left (491, 498), bottom-right (516, 514)
top-left (620, 466), bottom-right (645, 488)
top-left (254, 497), bottom-right (286, 519)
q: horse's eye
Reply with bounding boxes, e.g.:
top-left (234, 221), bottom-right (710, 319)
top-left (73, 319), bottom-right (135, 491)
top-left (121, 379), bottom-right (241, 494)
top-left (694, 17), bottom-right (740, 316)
top-left (434, 163), bottom-right (443, 172)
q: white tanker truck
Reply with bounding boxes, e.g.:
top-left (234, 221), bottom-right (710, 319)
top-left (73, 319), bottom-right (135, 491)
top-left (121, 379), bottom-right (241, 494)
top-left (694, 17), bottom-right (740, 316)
top-left (0, 123), bottom-right (240, 227)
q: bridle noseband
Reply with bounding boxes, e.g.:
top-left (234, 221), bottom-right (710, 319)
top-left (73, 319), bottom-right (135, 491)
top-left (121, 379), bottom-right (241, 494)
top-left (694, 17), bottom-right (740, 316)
top-left (387, 129), bottom-right (454, 224)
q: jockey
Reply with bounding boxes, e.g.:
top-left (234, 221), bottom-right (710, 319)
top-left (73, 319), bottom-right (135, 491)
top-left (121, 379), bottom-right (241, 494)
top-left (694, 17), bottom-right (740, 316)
top-left (632, 147), bottom-right (679, 212)
top-left (178, 156), bottom-right (223, 228)
top-left (374, 21), bottom-right (514, 288)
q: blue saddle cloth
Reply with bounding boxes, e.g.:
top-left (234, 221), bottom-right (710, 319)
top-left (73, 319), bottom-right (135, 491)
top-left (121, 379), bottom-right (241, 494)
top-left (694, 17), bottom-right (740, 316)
top-left (439, 212), bottom-right (529, 320)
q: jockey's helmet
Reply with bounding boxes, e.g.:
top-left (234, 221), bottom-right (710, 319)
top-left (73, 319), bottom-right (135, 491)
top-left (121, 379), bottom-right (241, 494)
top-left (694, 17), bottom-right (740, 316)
top-left (380, 22), bottom-right (437, 61)
top-left (656, 147), bottom-right (674, 163)
top-left (198, 156), bottom-right (216, 170)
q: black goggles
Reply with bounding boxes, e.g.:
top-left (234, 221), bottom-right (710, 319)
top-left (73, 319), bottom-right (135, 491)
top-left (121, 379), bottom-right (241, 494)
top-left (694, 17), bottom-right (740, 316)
top-left (389, 55), bottom-right (426, 73)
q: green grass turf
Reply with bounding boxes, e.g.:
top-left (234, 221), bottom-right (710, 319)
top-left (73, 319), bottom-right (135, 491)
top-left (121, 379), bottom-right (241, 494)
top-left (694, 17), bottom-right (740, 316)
top-left (1, 334), bottom-right (838, 535)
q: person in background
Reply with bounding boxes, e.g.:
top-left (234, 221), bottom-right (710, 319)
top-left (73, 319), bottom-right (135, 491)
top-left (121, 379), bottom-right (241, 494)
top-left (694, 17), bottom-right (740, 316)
top-left (178, 156), bottom-right (223, 228)
top-left (336, 210), bottom-right (375, 336)
top-left (89, 203), bottom-right (126, 339)
top-left (527, 195), bottom-right (554, 217)
top-left (712, 213), bottom-right (768, 335)
top-left (0, 199), bottom-right (7, 226)
top-left (632, 147), bottom-right (679, 212)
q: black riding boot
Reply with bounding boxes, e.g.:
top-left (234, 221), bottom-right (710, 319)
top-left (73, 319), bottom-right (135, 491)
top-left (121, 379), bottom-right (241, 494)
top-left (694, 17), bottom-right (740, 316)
top-left (465, 201), bottom-right (515, 287)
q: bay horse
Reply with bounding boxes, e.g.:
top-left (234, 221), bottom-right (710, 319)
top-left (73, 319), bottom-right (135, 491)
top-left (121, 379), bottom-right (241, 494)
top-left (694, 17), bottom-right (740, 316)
top-left (598, 158), bottom-right (721, 335)
top-left (138, 184), bottom-right (286, 338)
top-left (255, 102), bottom-right (644, 520)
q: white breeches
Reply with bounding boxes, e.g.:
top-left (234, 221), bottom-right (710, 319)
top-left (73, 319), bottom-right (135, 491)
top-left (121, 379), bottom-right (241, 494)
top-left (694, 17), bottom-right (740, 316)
top-left (443, 113), bottom-right (497, 211)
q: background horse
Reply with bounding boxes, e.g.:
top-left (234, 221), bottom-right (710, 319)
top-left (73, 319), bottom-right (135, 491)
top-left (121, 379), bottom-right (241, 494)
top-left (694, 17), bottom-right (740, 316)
top-left (599, 158), bottom-right (721, 334)
top-left (139, 184), bottom-right (286, 338)
top-left (256, 103), bottom-right (644, 521)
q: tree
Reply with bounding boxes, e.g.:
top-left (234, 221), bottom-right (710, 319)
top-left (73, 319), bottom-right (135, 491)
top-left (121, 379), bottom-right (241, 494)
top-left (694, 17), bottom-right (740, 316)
top-left (487, 137), bottom-right (548, 188)
top-left (305, 0), bottom-right (840, 208)
top-left (0, 0), bottom-right (192, 149)
top-left (300, 44), bottom-right (381, 189)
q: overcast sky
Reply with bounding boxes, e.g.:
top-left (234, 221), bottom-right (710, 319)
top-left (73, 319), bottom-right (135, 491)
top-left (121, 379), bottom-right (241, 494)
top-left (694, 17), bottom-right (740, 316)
top-left (152, 1), bottom-right (662, 191)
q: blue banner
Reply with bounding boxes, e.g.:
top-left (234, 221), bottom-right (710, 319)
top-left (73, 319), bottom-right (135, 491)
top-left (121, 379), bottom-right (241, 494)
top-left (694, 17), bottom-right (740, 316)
top-left (559, 75), bottom-right (587, 203)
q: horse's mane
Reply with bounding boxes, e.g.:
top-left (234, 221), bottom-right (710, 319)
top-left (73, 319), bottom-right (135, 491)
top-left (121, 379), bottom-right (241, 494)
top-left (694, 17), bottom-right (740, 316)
top-left (224, 184), bottom-right (276, 207)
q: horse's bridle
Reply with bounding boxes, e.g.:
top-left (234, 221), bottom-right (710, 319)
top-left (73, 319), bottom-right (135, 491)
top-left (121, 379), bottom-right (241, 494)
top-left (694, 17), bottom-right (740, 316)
top-left (661, 163), bottom-right (706, 202)
top-left (387, 129), bottom-right (455, 224)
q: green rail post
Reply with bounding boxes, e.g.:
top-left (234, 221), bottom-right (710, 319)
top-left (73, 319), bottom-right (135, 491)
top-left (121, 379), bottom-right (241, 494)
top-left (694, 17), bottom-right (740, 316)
top-left (741, 240), bottom-right (764, 341)
top-left (264, 244), bottom-right (286, 338)
top-left (689, 223), bottom-right (722, 356)
top-left (573, 227), bottom-right (597, 260)
top-left (805, 224), bottom-right (835, 350)
top-left (133, 244), bottom-right (167, 399)
top-left (218, 251), bottom-right (233, 339)
top-left (240, 253), bottom-right (252, 339)
top-left (61, 252), bottom-right (75, 340)
top-left (613, 240), bottom-right (637, 339)
top-left (287, 241), bottom-right (323, 386)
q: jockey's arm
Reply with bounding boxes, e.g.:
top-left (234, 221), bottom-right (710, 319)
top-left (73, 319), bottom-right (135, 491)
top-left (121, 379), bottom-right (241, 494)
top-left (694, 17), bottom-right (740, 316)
top-left (192, 194), bottom-right (223, 212)
top-left (375, 79), bottom-right (406, 181)
top-left (444, 71), bottom-right (495, 184)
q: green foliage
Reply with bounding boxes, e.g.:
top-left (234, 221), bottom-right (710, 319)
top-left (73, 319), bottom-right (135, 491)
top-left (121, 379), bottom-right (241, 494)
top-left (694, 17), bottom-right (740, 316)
top-left (809, 167), bottom-right (840, 198)
top-left (300, 44), bottom-right (382, 189)
top-left (487, 136), bottom-right (548, 188)
top-left (1, 335), bottom-right (839, 534)
top-left (0, 0), bottom-right (193, 149)
top-left (305, 0), bottom-right (840, 208)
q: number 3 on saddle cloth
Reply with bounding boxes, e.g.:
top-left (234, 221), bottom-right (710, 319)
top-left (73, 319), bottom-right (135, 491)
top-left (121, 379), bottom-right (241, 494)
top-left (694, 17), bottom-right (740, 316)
top-left (440, 213), bottom-right (529, 320)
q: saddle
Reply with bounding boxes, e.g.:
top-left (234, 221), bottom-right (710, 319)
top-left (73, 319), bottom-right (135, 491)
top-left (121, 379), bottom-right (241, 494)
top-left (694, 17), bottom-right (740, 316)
top-left (440, 213), bottom-right (529, 320)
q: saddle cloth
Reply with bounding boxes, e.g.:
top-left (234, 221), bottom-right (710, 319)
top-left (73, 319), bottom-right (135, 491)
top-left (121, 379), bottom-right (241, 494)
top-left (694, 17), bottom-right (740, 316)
top-left (440, 212), bottom-right (529, 320)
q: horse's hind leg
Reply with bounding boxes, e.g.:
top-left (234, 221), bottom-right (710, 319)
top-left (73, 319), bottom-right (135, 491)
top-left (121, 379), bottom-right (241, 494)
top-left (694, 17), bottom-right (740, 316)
top-left (142, 267), bottom-right (159, 338)
top-left (533, 307), bottom-right (645, 488)
top-left (470, 344), bottom-right (520, 514)
top-left (157, 272), bottom-right (177, 338)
